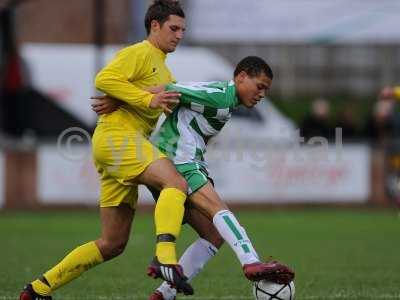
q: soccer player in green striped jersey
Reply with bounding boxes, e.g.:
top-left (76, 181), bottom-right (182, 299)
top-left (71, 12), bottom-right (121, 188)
top-left (92, 56), bottom-right (295, 300)
top-left (147, 56), bottom-right (294, 300)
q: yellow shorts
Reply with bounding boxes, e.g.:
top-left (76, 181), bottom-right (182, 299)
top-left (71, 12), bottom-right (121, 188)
top-left (92, 122), bottom-right (165, 209)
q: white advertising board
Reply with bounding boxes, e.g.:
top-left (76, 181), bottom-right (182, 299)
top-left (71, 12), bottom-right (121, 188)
top-left (188, 0), bottom-right (400, 44)
top-left (37, 145), bottom-right (99, 204)
top-left (37, 145), bottom-right (155, 205)
top-left (0, 152), bottom-right (4, 208)
top-left (206, 143), bottom-right (370, 203)
top-left (36, 143), bottom-right (370, 205)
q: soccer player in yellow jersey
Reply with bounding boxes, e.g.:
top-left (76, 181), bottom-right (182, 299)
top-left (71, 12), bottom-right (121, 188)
top-left (19, 1), bottom-right (193, 299)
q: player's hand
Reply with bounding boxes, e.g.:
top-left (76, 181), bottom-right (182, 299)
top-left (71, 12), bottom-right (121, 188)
top-left (90, 95), bottom-right (121, 115)
top-left (146, 85), bottom-right (166, 94)
top-left (150, 90), bottom-right (180, 114)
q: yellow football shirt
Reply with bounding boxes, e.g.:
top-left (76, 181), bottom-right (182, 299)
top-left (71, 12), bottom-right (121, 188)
top-left (95, 40), bottom-right (175, 137)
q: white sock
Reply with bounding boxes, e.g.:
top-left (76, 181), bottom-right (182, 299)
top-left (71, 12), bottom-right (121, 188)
top-left (213, 210), bottom-right (259, 266)
top-left (157, 238), bottom-right (218, 300)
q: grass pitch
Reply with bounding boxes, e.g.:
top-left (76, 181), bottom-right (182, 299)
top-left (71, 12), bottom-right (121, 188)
top-left (1, 208), bottom-right (399, 299)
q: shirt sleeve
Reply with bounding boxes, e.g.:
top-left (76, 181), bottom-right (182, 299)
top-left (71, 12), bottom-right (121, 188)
top-left (95, 47), bottom-right (154, 108)
top-left (165, 83), bottom-right (229, 109)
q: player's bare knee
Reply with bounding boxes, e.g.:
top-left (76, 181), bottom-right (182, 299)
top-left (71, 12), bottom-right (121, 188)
top-left (164, 174), bottom-right (188, 193)
top-left (176, 175), bottom-right (188, 193)
top-left (97, 239), bottom-right (128, 260)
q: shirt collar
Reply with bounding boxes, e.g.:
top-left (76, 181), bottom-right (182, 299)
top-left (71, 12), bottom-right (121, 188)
top-left (144, 40), bottom-right (167, 60)
top-left (228, 80), bottom-right (240, 107)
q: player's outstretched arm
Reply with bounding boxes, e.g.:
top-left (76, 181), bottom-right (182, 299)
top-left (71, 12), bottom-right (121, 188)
top-left (91, 88), bottom-right (180, 115)
top-left (166, 82), bottom-right (233, 111)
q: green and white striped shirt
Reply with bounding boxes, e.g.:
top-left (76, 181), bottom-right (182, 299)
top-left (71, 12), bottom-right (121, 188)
top-left (151, 80), bottom-right (239, 167)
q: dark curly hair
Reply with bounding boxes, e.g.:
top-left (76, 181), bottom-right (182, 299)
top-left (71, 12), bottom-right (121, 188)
top-left (144, 0), bottom-right (185, 35)
top-left (234, 56), bottom-right (273, 79)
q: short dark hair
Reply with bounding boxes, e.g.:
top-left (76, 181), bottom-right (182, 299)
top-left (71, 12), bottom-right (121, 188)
top-left (234, 56), bottom-right (273, 79)
top-left (144, 0), bottom-right (185, 35)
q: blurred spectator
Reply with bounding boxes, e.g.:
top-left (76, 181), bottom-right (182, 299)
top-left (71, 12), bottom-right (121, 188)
top-left (379, 85), bottom-right (400, 101)
top-left (336, 104), bottom-right (359, 141)
top-left (379, 85), bottom-right (400, 138)
top-left (377, 86), bottom-right (400, 204)
top-left (300, 98), bottom-right (334, 141)
top-left (362, 100), bottom-right (394, 145)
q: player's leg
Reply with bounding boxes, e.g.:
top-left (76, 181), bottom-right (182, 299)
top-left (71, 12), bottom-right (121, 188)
top-left (20, 204), bottom-right (134, 300)
top-left (153, 207), bottom-right (224, 300)
top-left (95, 204), bottom-right (135, 260)
top-left (94, 124), bottom-right (191, 294)
top-left (149, 165), bottom-right (222, 300)
top-left (136, 158), bottom-right (193, 294)
top-left (137, 157), bottom-right (187, 264)
top-left (93, 123), bottom-right (187, 265)
top-left (182, 207), bottom-right (224, 281)
top-left (189, 182), bottom-right (295, 284)
top-left (189, 182), bottom-right (259, 263)
top-left (19, 123), bottom-right (140, 300)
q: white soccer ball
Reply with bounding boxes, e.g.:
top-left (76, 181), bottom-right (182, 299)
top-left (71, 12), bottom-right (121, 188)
top-left (253, 280), bottom-right (295, 300)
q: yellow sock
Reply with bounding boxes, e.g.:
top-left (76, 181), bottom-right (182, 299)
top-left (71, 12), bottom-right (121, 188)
top-left (31, 279), bottom-right (51, 296)
top-left (32, 241), bottom-right (104, 294)
top-left (155, 187), bottom-right (186, 264)
top-left (156, 242), bottom-right (177, 265)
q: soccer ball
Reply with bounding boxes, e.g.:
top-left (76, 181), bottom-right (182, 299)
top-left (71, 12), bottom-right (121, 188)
top-left (253, 280), bottom-right (295, 300)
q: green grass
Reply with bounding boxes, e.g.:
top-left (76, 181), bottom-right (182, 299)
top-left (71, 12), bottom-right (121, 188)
top-left (1, 209), bottom-right (399, 299)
